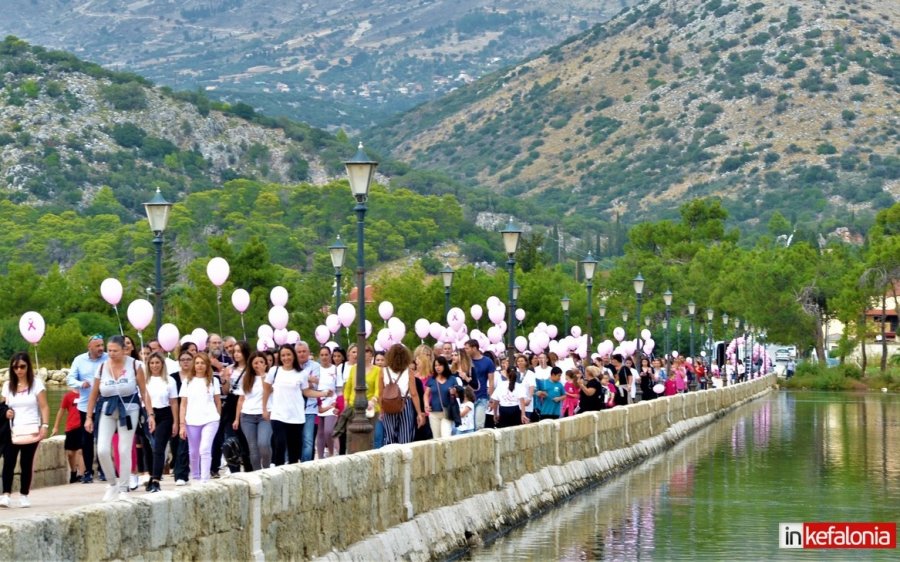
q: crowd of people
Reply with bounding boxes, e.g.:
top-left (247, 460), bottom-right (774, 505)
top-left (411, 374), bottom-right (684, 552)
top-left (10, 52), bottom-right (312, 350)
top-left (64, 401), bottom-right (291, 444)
top-left (0, 332), bottom-right (725, 507)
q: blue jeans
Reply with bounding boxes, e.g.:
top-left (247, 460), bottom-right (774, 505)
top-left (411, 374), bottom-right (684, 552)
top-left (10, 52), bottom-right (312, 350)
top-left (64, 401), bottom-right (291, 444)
top-left (301, 413), bottom-right (317, 462)
top-left (374, 419), bottom-right (385, 449)
top-left (474, 398), bottom-right (489, 430)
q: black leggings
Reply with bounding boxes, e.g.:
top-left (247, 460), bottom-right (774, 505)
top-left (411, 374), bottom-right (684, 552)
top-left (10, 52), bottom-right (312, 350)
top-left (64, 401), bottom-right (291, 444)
top-left (2, 441), bottom-right (39, 495)
top-left (271, 420), bottom-right (302, 465)
top-left (151, 407), bottom-right (174, 480)
top-left (79, 410), bottom-right (96, 475)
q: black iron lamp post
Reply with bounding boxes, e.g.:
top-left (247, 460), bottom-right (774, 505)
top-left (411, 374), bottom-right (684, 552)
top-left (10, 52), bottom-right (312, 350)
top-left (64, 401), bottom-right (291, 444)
top-left (441, 264), bottom-right (455, 317)
top-left (501, 218), bottom-right (523, 359)
top-left (143, 187), bottom-right (173, 337)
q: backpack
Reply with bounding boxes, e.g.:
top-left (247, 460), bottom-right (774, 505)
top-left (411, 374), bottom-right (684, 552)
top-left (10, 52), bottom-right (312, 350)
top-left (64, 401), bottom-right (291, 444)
top-left (381, 369), bottom-right (406, 414)
top-left (222, 435), bottom-right (243, 467)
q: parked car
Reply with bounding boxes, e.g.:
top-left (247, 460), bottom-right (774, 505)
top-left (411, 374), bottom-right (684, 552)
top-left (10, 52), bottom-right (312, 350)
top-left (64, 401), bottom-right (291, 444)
top-left (775, 348), bottom-right (792, 361)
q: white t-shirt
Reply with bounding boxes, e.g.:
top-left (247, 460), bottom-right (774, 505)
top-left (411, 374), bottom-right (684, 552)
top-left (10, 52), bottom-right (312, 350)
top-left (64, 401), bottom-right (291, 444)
top-left (533, 365), bottom-right (552, 381)
top-left (317, 365), bottom-right (337, 416)
top-left (334, 363), bottom-right (350, 394)
top-left (491, 381), bottom-right (526, 407)
top-left (264, 367), bottom-right (309, 424)
top-left (382, 368), bottom-right (410, 396)
top-left (97, 358), bottom-right (139, 399)
top-left (301, 361), bottom-right (321, 416)
top-left (147, 375), bottom-right (178, 409)
top-left (3, 378), bottom-right (46, 426)
top-left (234, 374), bottom-right (265, 415)
top-left (458, 399), bottom-right (474, 431)
top-left (179, 377), bottom-right (221, 426)
top-left (519, 370), bottom-right (537, 413)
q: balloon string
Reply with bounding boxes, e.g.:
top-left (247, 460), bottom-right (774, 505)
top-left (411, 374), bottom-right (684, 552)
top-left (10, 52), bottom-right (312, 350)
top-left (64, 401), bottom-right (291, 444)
top-left (216, 287), bottom-right (224, 336)
top-left (113, 305), bottom-right (124, 336)
top-left (240, 313), bottom-right (247, 341)
top-left (137, 330), bottom-right (144, 358)
top-left (33, 344), bottom-right (40, 373)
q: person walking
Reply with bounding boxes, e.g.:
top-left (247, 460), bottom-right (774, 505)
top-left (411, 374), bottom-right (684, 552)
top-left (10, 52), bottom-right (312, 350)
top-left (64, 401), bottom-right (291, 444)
top-left (169, 350), bottom-right (194, 486)
top-left (221, 341), bottom-right (253, 473)
top-left (1, 352), bottom-right (50, 507)
top-left (145, 352), bottom-right (178, 493)
top-left (460, 339), bottom-right (495, 430)
top-left (178, 353), bottom-right (221, 483)
top-left (65, 334), bottom-right (107, 483)
top-left (295, 342), bottom-right (321, 463)
top-left (378, 344), bottom-right (425, 445)
top-left (50, 387), bottom-right (84, 483)
top-left (84, 336), bottom-right (155, 501)
top-left (424, 356), bottom-right (456, 439)
top-left (234, 351), bottom-right (272, 470)
top-left (315, 347), bottom-right (339, 459)
top-left (490, 366), bottom-right (528, 428)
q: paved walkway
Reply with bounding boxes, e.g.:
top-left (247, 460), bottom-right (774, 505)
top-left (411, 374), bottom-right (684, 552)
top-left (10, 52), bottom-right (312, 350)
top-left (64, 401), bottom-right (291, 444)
top-left (0, 476), bottom-right (206, 522)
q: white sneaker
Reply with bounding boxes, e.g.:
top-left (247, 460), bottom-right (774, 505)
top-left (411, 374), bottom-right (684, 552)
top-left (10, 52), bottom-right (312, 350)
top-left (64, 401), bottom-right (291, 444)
top-left (0, 495), bottom-right (9, 508)
top-left (175, 479), bottom-right (187, 487)
top-left (102, 485), bottom-right (120, 502)
top-left (129, 474), bottom-right (139, 491)
top-left (18, 496), bottom-right (30, 508)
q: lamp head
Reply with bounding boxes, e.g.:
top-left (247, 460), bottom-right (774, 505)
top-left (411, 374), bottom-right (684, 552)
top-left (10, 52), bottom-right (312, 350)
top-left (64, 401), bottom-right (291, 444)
top-left (500, 218), bottom-right (523, 256)
top-left (143, 187), bottom-right (173, 235)
top-left (663, 288), bottom-right (672, 307)
top-left (560, 295), bottom-right (571, 312)
top-left (344, 142), bottom-right (378, 202)
top-left (328, 235), bottom-right (348, 269)
top-left (441, 264), bottom-right (455, 289)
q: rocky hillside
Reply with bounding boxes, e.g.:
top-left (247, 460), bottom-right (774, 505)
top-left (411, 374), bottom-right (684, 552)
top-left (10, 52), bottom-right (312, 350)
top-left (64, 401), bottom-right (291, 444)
top-left (0, 37), bottom-right (351, 214)
top-left (371, 0), bottom-right (899, 236)
top-left (1, 0), bottom-right (634, 131)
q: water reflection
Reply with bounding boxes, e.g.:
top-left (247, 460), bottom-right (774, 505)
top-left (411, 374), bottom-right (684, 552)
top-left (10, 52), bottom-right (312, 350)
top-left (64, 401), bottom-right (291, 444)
top-left (465, 392), bottom-right (900, 561)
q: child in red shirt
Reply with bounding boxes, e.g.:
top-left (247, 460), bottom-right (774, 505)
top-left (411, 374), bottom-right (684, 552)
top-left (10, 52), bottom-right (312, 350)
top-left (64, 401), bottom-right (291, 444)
top-left (51, 389), bottom-right (85, 483)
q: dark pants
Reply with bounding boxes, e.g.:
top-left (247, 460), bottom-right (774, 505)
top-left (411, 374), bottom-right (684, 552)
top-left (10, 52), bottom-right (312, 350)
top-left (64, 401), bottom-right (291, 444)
top-left (79, 410), bottom-right (97, 476)
top-left (2, 441), bottom-right (39, 495)
top-left (151, 408), bottom-right (174, 480)
top-left (271, 420), bottom-right (302, 465)
top-left (223, 423), bottom-right (253, 473)
top-left (497, 406), bottom-right (522, 428)
top-left (170, 434), bottom-right (190, 481)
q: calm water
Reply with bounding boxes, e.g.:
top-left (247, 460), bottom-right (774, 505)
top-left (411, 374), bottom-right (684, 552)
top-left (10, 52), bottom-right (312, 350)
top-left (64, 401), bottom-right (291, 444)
top-left (465, 391), bottom-right (900, 561)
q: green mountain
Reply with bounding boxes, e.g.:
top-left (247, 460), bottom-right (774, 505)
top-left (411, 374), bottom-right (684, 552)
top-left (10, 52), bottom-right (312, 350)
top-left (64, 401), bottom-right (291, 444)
top-left (370, 0), bottom-right (900, 241)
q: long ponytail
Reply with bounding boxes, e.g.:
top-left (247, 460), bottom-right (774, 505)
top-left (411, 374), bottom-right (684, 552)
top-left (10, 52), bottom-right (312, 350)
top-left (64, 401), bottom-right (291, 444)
top-left (506, 366), bottom-right (517, 392)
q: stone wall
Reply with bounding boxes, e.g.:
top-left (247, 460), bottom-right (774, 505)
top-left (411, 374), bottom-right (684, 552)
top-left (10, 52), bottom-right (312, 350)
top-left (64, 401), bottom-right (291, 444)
top-left (0, 376), bottom-right (775, 561)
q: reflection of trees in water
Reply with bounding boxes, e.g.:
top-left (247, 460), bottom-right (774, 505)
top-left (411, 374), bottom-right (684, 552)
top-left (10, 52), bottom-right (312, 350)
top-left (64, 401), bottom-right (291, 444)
top-left (469, 399), bottom-right (772, 561)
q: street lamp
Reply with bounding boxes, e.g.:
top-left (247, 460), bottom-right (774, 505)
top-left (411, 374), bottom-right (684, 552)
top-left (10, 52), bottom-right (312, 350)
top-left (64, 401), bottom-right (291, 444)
top-left (328, 235), bottom-right (347, 310)
top-left (598, 301), bottom-right (607, 338)
top-left (581, 252), bottom-right (598, 357)
top-left (663, 289), bottom-right (673, 360)
top-left (512, 283), bottom-right (521, 303)
top-left (676, 322), bottom-right (682, 354)
top-left (644, 317), bottom-right (651, 327)
top-left (344, 142), bottom-right (377, 454)
top-left (733, 317), bottom-right (741, 383)
top-left (501, 218), bottom-right (522, 359)
top-left (688, 301), bottom-right (696, 360)
top-left (561, 295), bottom-right (571, 336)
top-left (722, 313), bottom-right (729, 385)
top-left (633, 273), bottom-right (644, 364)
top-left (706, 308), bottom-right (714, 369)
top-left (441, 264), bottom-right (454, 317)
top-left (143, 187), bottom-right (173, 337)
top-left (622, 310), bottom-right (629, 325)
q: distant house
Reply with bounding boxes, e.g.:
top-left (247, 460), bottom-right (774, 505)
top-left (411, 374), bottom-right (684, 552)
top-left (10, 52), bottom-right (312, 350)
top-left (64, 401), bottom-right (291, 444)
top-left (865, 281), bottom-right (900, 341)
top-left (347, 285), bottom-right (376, 304)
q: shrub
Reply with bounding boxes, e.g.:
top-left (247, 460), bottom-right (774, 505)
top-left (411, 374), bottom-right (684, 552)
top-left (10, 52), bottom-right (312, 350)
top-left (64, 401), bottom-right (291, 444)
top-left (101, 82), bottom-right (147, 110)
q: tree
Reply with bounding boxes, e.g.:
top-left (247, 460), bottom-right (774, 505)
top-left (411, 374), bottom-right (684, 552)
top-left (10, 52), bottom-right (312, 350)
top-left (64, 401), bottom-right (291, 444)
top-left (41, 318), bottom-right (86, 368)
top-left (517, 232), bottom-right (550, 273)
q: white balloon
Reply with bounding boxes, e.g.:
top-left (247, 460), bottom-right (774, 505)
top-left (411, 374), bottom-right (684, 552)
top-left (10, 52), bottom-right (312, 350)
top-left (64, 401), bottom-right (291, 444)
top-left (270, 286), bottom-right (289, 307)
top-left (641, 328), bottom-right (652, 340)
top-left (268, 306), bottom-right (289, 330)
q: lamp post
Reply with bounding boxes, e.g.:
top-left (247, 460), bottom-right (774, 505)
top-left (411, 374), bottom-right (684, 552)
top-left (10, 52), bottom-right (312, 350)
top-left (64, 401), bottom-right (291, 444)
top-left (706, 308), bottom-right (714, 369)
top-left (598, 302), bottom-right (607, 338)
top-left (733, 317), bottom-right (741, 383)
top-left (676, 322), bottom-right (682, 354)
top-left (328, 235), bottom-right (347, 311)
top-left (561, 295), bottom-right (571, 336)
top-left (688, 301), bottom-right (696, 360)
top-left (581, 252), bottom-right (598, 357)
top-left (441, 264), bottom-right (455, 317)
top-left (633, 273), bottom-right (644, 364)
top-left (501, 218), bottom-right (522, 359)
top-left (663, 289), bottom-right (673, 361)
top-left (622, 310), bottom-right (628, 328)
top-left (143, 187), bottom-right (173, 337)
top-left (344, 142), bottom-right (377, 454)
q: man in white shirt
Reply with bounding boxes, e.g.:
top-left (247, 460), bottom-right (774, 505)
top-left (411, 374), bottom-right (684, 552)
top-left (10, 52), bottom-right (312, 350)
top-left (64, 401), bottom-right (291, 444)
top-left (296, 341), bottom-right (321, 462)
top-left (66, 335), bottom-right (107, 483)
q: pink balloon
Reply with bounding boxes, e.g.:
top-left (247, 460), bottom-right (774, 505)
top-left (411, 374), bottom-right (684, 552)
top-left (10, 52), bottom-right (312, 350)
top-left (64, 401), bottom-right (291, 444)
top-left (286, 330), bottom-right (300, 345)
top-left (488, 305), bottom-right (505, 325)
top-left (231, 289), bottom-right (250, 313)
top-left (415, 318), bottom-right (430, 339)
top-left (641, 328), bottom-right (652, 340)
top-left (273, 328), bottom-right (288, 345)
top-left (570, 326), bottom-right (582, 338)
top-left (546, 325), bottom-right (558, 339)
top-left (192, 328), bottom-right (209, 351)
top-left (157, 323), bottom-right (180, 352)
top-left (388, 317), bottom-right (406, 341)
top-left (429, 322), bottom-right (443, 340)
top-left (671, 350), bottom-right (679, 358)
top-left (257, 324), bottom-right (274, 342)
top-left (373, 341), bottom-right (385, 352)
top-left (529, 339), bottom-right (543, 355)
top-left (378, 301), bottom-right (394, 321)
top-left (18, 311), bottom-right (45, 344)
top-left (515, 336), bottom-right (527, 353)
top-left (315, 325), bottom-right (330, 345)
top-left (486, 296), bottom-right (501, 309)
top-left (206, 257), bottom-right (230, 287)
top-left (337, 303), bottom-right (356, 328)
top-left (447, 307), bottom-right (465, 330)
top-left (325, 341), bottom-right (338, 351)
top-left (470, 304), bottom-right (483, 321)
top-left (126, 299), bottom-right (154, 331)
top-left (325, 314), bottom-right (341, 334)
top-left (270, 286), bottom-right (289, 307)
top-left (268, 306), bottom-right (289, 330)
top-left (100, 278), bottom-right (123, 306)
top-left (515, 308), bottom-right (526, 322)
top-left (487, 326), bottom-right (502, 344)
top-left (365, 319), bottom-right (373, 338)
top-left (613, 327), bottom-right (626, 342)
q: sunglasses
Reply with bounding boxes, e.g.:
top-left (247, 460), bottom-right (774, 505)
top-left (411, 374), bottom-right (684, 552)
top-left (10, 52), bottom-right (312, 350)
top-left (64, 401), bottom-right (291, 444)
top-left (89, 334), bottom-right (104, 342)
top-left (13, 364), bottom-right (27, 370)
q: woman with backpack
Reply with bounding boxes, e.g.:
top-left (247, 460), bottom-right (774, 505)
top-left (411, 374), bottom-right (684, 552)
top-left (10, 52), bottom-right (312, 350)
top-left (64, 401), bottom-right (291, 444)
top-left (377, 344), bottom-right (425, 445)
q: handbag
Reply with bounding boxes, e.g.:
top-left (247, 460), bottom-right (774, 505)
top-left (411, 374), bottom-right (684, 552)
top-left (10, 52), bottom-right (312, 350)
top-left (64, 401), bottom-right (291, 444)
top-left (331, 406), bottom-right (354, 439)
top-left (11, 420), bottom-right (41, 445)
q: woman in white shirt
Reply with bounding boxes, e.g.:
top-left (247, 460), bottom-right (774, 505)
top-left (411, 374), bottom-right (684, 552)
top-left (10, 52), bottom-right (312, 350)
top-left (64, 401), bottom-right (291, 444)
top-left (263, 345), bottom-right (331, 465)
top-left (1, 352), bottom-right (50, 508)
top-left (315, 347), bottom-right (339, 459)
top-left (145, 352), bottom-right (178, 493)
top-left (490, 366), bottom-right (528, 428)
top-left (178, 352), bottom-right (221, 483)
top-left (234, 351), bottom-right (272, 470)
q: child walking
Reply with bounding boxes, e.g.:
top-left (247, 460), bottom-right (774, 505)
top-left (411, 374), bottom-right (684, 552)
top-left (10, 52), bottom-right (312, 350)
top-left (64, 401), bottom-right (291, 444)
top-left (561, 370), bottom-right (580, 417)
